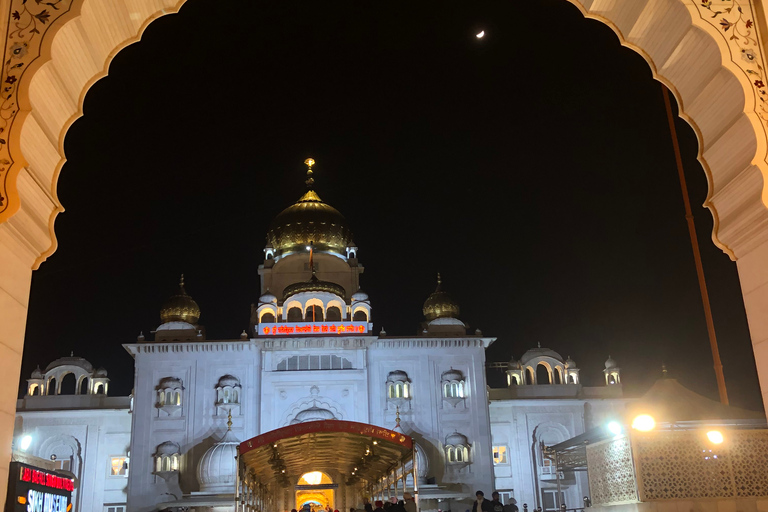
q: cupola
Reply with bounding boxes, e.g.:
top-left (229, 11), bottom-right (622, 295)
top-left (160, 275), bottom-right (200, 325)
top-left (197, 415), bottom-right (239, 493)
top-left (423, 273), bottom-right (460, 321)
top-left (266, 159), bottom-right (353, 258)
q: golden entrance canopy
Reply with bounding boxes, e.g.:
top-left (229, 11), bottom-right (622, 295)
top-left (239, 420), bottom-right (413, 488)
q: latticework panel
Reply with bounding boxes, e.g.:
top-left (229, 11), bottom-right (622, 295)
top-left (634, 430), bottom-right (768, 500)
top-left (586, 436), bottom-right (638, 505)
top-left (724, 431), bottom-right (768, 498)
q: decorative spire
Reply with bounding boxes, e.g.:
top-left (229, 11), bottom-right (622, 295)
top-left (395, 406), bottom-right (401, 429)
top-left (436, 272), bottom-right (442, 289)
top-left (227, 410), bottom-right (233, 431)
top-left (179, 274), bottom-right (187, 294)
top-left (304, 158), bottom-right (315, 189)
top-left (537, 341), bottom-right (541, 348)
top-left (661, 362), bottom-right (668, 378)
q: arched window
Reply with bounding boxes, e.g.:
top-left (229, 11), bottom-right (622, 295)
top-left (536, 364), bottom-right (551, 384)
top-left (305, 305), bottom-right (324, 322)
top-left (174, 391), bottom-right (181, 406)
top-left (31, 384), bottom-right (40, 396)
top-left (608, 374), bottom-right (616, 384)
top-left (233, 389), bottom-right (239, 403)
top-left (60, 373), bottom-right (76, 395)
top-left (171, 455), bottom-right (179, 471)
top-left (162, 456), bottom-right (171, 472)
top-left (155, 457), bottom-right (163, 473)
top-left (78, 376), bottom-right (88, 395)
top-left (569, 374), bottom-right (577, 384)
top-left (223, 389), bottom-right (230, 403)
top-left (443, 382), bottom-right (451, 397)
top-left (353, 310), bottom-right (368, 322)
top-left (326, 306), bottom-right (342, 321)
top-left (447, 447), bottom-right (455, 462)
top-left (261, 312), bottom-right (275, 323)
top-left (554, 367), bottom-right (563, 384)
top-left (403, 382), bottom-right (410, 398)
top-left (526, 367), bottom-right (534, 385)
top-left (287, 307), bottom-right (302, 322)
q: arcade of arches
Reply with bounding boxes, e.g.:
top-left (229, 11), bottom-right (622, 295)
top-left (2, 0), bottom-right (768, 504)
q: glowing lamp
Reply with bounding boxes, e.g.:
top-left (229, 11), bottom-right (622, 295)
top-left (304, 158), bottom-right (315, 168)
top-left (19, 434), bottom-right (31, 451)
top-left (17, 496), bottom-right (26, 504)
top-left (302, 471), bottom-right (323, 485)
top-left (632, 414), bottom-right (656, 432)
top-left (707, 430), bottom-right (724, 444)
top-left (607, 421), bottom-right (622, 436)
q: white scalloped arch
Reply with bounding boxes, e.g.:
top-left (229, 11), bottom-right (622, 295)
top-left (4, 0), bottom-right (768, 504)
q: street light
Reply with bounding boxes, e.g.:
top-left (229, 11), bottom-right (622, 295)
top-left (607, 421), bottom-right (622, 436)
top-left (631, 414), bottom-right (656, 432)
top-left (707, 430), bottom-right (724, 444)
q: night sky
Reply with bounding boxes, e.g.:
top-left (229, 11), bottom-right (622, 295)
top-left (20, 0), bottom-right (762, 411)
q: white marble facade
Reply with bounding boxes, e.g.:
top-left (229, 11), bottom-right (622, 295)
top-left (15, 175), bottom-right (628, 512)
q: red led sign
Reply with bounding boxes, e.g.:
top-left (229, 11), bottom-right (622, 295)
top-left (20, 466), bottom-right (73, 492)
top-left (261, 323), bottom-right (366, 336)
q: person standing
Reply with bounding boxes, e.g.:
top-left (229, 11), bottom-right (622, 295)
top-left (490, 492), bottom-right (504, 512)
top-left (403, 492), bottom-right (417, 512)
top-left (472, 491), bottom-right (493, 512)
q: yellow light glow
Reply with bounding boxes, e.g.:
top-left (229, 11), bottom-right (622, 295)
top-left (632, 414), bottom-right (656, 432)
top-left (304, 158), bottom-right (315, 168)
top-left (301, 471), bottom-right (323, 485)
top-left (17, 496), bottom-right (26, 504)
top-left (707, 430), bottom-right (724, 444)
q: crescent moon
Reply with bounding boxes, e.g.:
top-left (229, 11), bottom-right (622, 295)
top-left (476, 30), bottom-right (485, 38)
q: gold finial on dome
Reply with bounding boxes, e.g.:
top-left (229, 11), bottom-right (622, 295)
top-left (304, 158), bottom-right (315, 189)
top-left (227, 410), bottom-right (233, 431)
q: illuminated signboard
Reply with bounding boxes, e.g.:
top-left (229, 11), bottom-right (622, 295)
top-left (6, 462), bottom-right (73, 512)
top-left (258, 321), bottom-right (368, 336)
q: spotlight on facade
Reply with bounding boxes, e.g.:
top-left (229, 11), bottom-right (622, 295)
top-left (19, 434), bottom-right (32, 451)
top-left (707, 430), bottom-right (724, 444)
top-left (631, 414), bottom-right (656, 432)
top-left (607, 421), bottom-right (622, 436)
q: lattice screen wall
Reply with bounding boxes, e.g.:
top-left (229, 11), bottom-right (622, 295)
top-left (633, 430), bottom-right (768, 500)
top-left (585, 436), bottom-right (638, 505)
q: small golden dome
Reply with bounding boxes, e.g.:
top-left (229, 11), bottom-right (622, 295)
top-left (160, 275), bottom-right (201, 324)
top-left (266, 160), bottom-right (353, 256)
top-left (423, 273), bottom-right (460, 321)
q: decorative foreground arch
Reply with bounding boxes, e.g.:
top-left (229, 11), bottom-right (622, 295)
top-left (2, 0), bottom-right (768, 503)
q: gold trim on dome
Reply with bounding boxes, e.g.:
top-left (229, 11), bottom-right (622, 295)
top-left (423, 273), bottom-right (460, 321)
top-left (160, 274), bottom-right (201, 324)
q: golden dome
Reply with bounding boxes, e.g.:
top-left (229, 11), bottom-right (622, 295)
top-left (423, 273), bottom-right (460, 321)
top-left (266, 160), bottom-right (353, 256)
top-left (283, 274), bottom-right (346, 300)
top-left (160, 275), bottom-right (201, 324)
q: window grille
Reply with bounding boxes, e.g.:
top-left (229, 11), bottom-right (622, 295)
top-left (276, 355), bottom-right (353, 371)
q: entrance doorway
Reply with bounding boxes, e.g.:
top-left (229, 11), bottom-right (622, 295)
top-left (296, 471), bottom-right (335, 511)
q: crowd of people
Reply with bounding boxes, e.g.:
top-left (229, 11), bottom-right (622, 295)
top-left (293, 490), bottom-right (518, 512)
